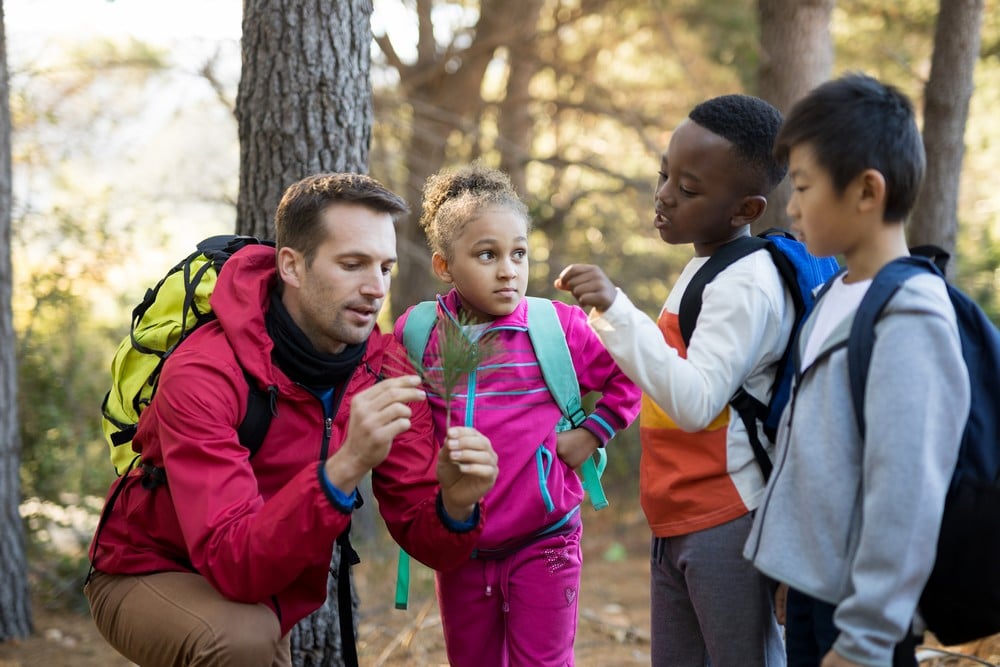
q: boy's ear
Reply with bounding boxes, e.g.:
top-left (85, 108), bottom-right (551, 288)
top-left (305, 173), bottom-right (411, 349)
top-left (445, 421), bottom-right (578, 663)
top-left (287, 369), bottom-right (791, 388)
top-left (431, 251), bottom-right (453, 284)
top-left (731, 195), bottom-right (767, 228)
top-left (856, 168), bottom-right (887, 214)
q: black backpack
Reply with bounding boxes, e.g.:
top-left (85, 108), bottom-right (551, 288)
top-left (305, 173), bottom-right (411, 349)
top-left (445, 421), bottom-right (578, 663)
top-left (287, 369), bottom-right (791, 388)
top-left (847, 253), bottom-right (1000, 645)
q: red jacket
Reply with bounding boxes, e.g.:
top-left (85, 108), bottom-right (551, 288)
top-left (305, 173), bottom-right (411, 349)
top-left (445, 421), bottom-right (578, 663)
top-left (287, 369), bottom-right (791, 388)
top-left (89, 244), bottom-right (484, 634)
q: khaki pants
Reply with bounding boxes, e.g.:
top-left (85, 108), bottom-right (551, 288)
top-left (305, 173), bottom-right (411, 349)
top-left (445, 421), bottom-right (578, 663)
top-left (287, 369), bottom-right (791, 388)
top-left (85, 571), bottom-right (291, 667)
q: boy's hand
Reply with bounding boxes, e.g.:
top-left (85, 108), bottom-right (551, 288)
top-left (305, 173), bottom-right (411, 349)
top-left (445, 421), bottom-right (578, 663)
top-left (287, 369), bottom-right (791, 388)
top-left (555, 264), bottom-right (618, 312)
top-left (437, 427), bottom-right (499, 522)
top-left (556, 427), bottom-right (601, 470)
top-left (326, 375), bottom-right (426, 490)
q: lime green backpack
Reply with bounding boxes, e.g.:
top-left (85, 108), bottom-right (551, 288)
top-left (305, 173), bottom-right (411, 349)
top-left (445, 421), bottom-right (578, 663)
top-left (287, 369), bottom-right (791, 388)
top-left (100, 234), bottom-right (274, 474)
top-left (393, 296), bottom-right (608, 608)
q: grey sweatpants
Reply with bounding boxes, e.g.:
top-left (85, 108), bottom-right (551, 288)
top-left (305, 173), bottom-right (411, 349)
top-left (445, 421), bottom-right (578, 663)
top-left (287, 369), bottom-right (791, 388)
top-left (650, 513), bottom-right (785, 667)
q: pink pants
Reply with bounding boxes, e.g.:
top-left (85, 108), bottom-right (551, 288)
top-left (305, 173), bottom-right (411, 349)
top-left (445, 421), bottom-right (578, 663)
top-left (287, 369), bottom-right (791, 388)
top-left (436, 527), bottom-right (582, 667)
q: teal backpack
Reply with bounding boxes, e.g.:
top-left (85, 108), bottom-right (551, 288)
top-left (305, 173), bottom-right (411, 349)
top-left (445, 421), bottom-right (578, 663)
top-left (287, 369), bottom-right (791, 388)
top-left (394, 296), bottom-right (608, 609)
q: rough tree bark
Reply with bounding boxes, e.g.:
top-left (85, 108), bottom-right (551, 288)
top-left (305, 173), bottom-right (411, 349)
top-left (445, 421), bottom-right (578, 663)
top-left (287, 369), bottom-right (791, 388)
top-left (236, 0), bottom-right (373, 239)
top-left (0, 0), bottom-right (33, 642)
top-left (908, 0), bottom-right (985, 272)
top-left (755, 0), bottom-right (835, 232)
top-left (235, 1), bottom-right (373, 664)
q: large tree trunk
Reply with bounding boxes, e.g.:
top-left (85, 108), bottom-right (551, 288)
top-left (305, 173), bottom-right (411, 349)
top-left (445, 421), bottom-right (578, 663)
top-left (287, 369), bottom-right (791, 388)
top-left (236, 1), bottom-right (373, 664)
top-left (908, 0), bottom-right (984, 273)
top-left (0, 0), bottom-right (32, 642)
top-left (755, 0), bottom-right (834, 232)
top-left (236, 0), bottom-right (373, 239)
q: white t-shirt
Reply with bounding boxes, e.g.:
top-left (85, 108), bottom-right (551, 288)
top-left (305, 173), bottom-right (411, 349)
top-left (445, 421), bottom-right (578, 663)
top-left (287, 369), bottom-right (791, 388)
top-left (801, 274), bottom-right (872, 368)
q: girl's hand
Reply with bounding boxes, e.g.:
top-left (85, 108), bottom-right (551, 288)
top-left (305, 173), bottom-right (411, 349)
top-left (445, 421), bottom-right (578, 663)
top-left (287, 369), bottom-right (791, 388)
top-left (556, 427), bottom-right (601, 471)
top-left (436, 426), bottom-right (499, 521)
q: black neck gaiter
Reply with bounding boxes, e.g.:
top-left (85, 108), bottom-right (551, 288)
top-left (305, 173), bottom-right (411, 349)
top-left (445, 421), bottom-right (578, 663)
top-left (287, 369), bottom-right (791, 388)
top-left (265, 290), bottom-right (366, 389)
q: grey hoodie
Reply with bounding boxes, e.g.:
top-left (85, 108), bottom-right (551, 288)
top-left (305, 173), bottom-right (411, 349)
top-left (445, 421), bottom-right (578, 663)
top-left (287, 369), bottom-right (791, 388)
top-left (745, 271), bottom-right (970, 667)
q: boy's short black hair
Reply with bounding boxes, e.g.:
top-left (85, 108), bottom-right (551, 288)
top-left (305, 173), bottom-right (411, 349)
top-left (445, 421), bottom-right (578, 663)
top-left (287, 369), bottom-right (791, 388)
top-left (689, 94), bottom-right (787, 194)
top-left (774, 73), bottom-right (925, 222)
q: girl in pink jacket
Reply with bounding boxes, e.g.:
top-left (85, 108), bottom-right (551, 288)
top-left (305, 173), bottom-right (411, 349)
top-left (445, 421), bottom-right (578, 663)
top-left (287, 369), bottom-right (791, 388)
top-left (393, 162), bottom-right (640, 666)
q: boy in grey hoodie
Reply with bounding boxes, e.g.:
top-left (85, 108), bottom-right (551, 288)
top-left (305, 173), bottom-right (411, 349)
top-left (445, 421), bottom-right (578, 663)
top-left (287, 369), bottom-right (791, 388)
top-left (744, 74), bottom-right (971, 667)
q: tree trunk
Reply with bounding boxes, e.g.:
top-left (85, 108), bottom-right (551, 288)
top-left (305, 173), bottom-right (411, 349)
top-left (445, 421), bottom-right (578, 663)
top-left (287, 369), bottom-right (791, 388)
top-left (0, 0), bottom-right (33, 641)
top-left (908, 0), bottom-right (984, 273)
top-left (236, 0), bottom-right (373, 239)
top-left (236, 1), bottom-right (373, 663)
top-left (756, 0), bottom-right (834, 232)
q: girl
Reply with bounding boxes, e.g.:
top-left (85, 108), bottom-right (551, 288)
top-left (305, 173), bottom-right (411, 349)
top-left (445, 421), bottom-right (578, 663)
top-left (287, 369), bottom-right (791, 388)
top-left (393, 162), bottom-right (640, 666)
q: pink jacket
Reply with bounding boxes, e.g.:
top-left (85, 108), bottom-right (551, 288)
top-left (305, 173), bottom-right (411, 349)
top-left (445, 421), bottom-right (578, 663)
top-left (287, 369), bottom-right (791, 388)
top-left (393, 290), bottom-right (640, 552)
top-left (89, 246), bottom-right (484, 634)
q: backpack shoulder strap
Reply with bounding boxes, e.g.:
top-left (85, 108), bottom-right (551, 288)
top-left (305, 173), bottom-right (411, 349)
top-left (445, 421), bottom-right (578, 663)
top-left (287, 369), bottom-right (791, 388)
top-left (847, 256), bottom-right (937, 438)
top-left (678, 235), bottom-right (768, 347)
top-left (401, 301), bottom-right (439, 363)
top-left (238, 369), bottom-right (275, 458)
top-left (525, 297), bottom-right (585, 428)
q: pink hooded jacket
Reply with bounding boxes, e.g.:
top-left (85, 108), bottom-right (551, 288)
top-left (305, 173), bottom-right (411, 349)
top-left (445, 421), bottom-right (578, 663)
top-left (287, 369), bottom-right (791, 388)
top-left (394, 289), bottom-right (639, 552)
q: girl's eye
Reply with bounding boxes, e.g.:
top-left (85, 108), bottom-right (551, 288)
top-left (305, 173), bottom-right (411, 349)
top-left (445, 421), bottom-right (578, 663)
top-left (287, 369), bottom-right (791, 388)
top-left (477, 250), bottom-right (495, 261)
top-left (513, 249), bottom-right (527, 260)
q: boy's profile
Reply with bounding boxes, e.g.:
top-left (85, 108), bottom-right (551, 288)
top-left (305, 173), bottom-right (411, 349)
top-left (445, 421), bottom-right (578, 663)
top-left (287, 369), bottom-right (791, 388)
top-left (744, 73), bottom-right (970, 667)
top-left (557, 94), bottom-right (789, 667)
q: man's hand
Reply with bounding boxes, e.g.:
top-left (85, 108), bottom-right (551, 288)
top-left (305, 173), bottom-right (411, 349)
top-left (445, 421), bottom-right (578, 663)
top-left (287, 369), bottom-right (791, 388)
top-left (554, 264), bottom-right (618, 312)
top-left (324, 375), bottom-right (426, 492)
top-left (437, 427), bottom-right (499, 522)
top-left (820, 650), bottom-right (865, 667)
top-left (556, 427), bottom-right (600, 471)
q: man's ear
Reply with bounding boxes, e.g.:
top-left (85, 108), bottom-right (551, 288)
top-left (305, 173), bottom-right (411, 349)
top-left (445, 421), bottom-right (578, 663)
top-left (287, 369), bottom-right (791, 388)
top-left (731, 195), bottom-right (767, 228)
top-left (431, 251), bottom-right (453, 284)
top-left (277, 246), bottom-right (304, 288)
top-left (856, 168), bottom-right (887, 215)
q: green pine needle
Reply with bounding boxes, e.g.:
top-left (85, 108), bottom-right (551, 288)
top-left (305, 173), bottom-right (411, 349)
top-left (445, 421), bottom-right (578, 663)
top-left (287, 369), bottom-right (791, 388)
top-left (407, 311), bottom-right (500, 431)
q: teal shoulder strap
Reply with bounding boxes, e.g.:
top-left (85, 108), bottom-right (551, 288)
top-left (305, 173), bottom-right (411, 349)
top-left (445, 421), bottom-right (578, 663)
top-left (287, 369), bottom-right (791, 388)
top-left (396, 301), bottom-right (438, 612)
top-left (401, 300), bottom-right (438, 364)
top-left (525, 297), bottom-right (607, 510)
top-left (525, 297), bottom-right (586, 431)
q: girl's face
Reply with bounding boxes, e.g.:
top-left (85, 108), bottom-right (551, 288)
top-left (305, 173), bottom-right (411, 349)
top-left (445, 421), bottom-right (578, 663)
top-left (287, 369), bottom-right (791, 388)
top-left (432, 207), bottom-right (529, 322)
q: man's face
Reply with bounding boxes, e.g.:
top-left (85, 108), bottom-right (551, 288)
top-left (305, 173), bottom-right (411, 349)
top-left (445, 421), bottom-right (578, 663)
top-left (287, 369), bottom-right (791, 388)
top-left (653, 119), bottom-right (753, 256)
top-left (281, 203), bottom-right (397, 354)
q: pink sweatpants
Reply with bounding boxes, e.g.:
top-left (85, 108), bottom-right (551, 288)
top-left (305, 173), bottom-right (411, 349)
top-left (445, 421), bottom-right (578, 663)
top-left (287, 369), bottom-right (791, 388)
top-left (435, 527), bottom-right (582, 667)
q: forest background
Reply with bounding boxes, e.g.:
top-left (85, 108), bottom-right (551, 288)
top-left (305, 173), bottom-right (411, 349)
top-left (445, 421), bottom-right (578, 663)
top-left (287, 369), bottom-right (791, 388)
top-left (3, 0), bottom-right (1000, 664)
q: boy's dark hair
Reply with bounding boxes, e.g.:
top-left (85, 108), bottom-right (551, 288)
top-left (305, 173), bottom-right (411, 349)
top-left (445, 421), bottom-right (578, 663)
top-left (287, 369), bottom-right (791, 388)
top-left (274, 173), bottom-right (409, 264)
top-left (689, 94), bottom-right (787, 194)
top-left (774, 73), bottom-right (926, 222)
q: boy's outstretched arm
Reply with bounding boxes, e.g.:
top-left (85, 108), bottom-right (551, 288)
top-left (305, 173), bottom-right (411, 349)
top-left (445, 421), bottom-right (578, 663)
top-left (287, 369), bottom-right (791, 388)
top-left (555, 264), bottom-right (618, 312)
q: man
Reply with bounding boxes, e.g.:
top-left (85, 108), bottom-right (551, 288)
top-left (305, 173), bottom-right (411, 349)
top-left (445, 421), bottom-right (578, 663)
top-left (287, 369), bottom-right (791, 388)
top-left (86, 173), bottom-right (499, 667)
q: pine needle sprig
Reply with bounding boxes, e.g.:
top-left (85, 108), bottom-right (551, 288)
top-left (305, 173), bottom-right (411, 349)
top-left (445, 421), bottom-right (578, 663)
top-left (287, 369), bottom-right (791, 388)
top-left (407, 311), bottom-right (501, 432)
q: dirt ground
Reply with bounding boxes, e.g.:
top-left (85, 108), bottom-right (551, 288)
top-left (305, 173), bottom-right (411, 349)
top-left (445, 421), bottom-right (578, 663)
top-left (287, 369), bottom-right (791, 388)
top-left (2, 504), bottom-right (998, 666)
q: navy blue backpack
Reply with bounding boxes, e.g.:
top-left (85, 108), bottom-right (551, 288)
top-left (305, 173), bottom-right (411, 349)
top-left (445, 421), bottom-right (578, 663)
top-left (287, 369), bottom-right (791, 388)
top-left (847, 253), bottom-right (1000, 646)
top-left (678, 228), bottom-right (841, 481)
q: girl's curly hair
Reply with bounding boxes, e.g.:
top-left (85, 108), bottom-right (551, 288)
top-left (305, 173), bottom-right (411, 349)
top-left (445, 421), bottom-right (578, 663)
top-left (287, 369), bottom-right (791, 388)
top-left (420, 161), bottom-right (530, 257)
